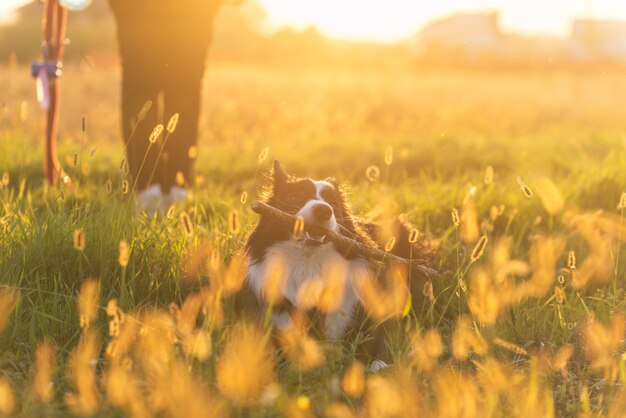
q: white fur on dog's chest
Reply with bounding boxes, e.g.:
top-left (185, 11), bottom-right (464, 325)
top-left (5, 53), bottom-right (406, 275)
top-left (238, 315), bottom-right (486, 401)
top-left (247, 241), bottom-right (369, 339)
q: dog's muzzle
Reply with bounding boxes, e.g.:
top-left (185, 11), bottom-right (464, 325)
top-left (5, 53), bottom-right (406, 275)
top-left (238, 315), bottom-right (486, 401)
top-left (297, 232), bottom-right (327, 247)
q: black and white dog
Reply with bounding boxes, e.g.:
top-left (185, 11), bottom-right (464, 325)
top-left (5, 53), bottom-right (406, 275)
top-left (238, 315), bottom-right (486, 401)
top-left (245, 161), bottom-right (428, 340)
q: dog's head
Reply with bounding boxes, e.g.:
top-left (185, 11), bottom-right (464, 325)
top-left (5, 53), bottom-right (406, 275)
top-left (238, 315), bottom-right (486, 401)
top-left (246, 161), bottom-right (375, 261)
top-left (267, 161), bottom-right (346, 246)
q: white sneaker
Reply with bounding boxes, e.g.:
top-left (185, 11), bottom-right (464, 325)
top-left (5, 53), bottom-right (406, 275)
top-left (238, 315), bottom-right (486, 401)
top-left (136, 184), bottom-right (164, 217)
top-left (368, 359), bottom-right (390, 372)
top-left (165, 186), bottom-right (188, 207)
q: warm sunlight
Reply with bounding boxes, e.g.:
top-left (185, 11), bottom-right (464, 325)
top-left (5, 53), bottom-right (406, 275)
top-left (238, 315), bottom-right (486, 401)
top-left (4, 0), bottom-right (626, 40)
top-left (259, 0), bottom-right (626, 41)
top-left (3, 0), bottom-right (626, 417)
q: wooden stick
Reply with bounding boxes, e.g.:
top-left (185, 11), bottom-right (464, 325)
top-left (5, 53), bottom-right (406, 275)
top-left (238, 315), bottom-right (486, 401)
top-left (251, 201), bottom-right (439, 278)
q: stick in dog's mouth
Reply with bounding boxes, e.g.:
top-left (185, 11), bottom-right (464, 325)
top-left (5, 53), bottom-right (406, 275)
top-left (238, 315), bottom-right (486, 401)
top-left (251, 200), bottom-right (439, 278)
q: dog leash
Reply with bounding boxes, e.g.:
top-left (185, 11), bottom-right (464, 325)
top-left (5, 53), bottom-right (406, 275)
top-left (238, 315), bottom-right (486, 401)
top-left (31, 0), bottom-right (90, 187)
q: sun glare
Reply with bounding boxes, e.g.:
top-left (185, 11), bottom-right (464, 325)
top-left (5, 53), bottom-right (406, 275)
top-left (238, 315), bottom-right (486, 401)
top-left (259, 0), bottom-right (626, 41)
top-left (3, 0), bottom-right (626, 41)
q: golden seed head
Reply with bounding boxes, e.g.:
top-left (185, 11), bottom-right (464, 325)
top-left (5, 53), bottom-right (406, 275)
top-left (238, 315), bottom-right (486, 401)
top-left (261, 255), bottom-right (287, 305)
top-left (105, 299), bottom-right (118, 317)
top-left (137, 100), bottom-right (152, 121)
top-left (342, 361), bottom-right (365, 398)
top-left (120, 159), bottom-right (129, 175)
top-left (484, 165), bottom-right (494, 185)
top-left (216, 323), bottom-right (275, 402)
top-left (293, 216), bottom-right (305, 240)
top-left (118, 240), bottom-right (129, 267)
top-left (459, 278), bottom-right (467, 293)
top-left (1, 172), bottom-right (9, 186)
top-left (423, 281), bottom-right (434, 302)
top-left (489, 205), bottom-right (499, 221)
top-left (411, 328), bottom-right (444, 371)
top-left (365, 165), bottom-right (380, 182)
top-left (240, 191), bottom-right (248, 205)
top-left (516, 176), bottom-right (533, 198)
top-left (452, 316), bottom-right (488, 360)
top-left (471, 235), bottom-right (488, 262)
top-left (554, 286), bottom-right (565, 304)
top-left (568, 250), bottom-right (576, 269)
top-left (73, 228), bottom-right (86, 252)
top-left (384, 145), bottom-right (393, 166)
top-left (78, 279), bottom-right (99, 329)
top-left (535, 176), bottom-right (564, 214)
top-left (166, 205), bottom-right (176, 219)
top-left (149, 124), bottom-right (164, 143)
top-left (278, 318), bottom-right (325, 371)
top-left (258, 146), bottom-right (269, 164)
top-left (223, 254), bottom-right (248, 295)
top-left (166, 112), bottom-right (180, 133)
top-left (175, 171), bottom-right (185, 186)
top-left (121, 179), bottom-right (129, 194)
top-left (553, 344), bottom-right (574, 372)
top-left (296, 395), bottom-right (311, 410)
top-left (451, 208), bottom-right (460, 227)
top-left (182, 330), bottom-right (212, 361)
top-left (32, 340), bottom-right (56, 403)
top-left (180, 211), bottom-right (194, 237)
top-left (384, 236), bottom-right (396, 252)
top-left (0, 288), bottom-right (18, 332)
top-left (229, 210), bottom-right (240, 234)
top-left (64, 329), bottom-right (100, 415)
top-left (408, 228), bottom-right (419, 244)
top-left (492, 337), bottom-right (528, 356)
top-left (188, 145), bottom-right (199, 160)
top-left (208, 247), bottom-right (222, 272)
top-left (0, 377), bottom-right (14, 414)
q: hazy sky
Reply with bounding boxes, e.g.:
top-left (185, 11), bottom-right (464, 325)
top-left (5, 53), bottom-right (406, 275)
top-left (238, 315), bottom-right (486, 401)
top-left (3, 0), bottom-right (626, 41)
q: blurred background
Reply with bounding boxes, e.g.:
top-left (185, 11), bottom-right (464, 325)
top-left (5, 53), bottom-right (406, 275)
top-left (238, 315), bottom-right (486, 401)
top-left (2, 5), bottom-right (626, 417)
top-left (1, 0), bottom-right (626, 207)
top-left (4, 0), bottom-right (626, 69)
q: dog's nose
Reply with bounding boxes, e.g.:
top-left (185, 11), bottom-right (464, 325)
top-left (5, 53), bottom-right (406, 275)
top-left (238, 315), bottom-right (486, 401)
top-left (312, 203), bottom-right (333, 221)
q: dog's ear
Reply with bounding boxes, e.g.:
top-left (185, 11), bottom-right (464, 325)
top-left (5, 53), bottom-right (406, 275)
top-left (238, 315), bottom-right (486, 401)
top-left (273, 160), bottom-right (289, 186)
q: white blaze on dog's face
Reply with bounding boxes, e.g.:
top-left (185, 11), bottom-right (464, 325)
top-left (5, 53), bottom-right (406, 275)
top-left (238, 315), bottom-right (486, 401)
top-left (296, 181), bottom-right (338, 233)
top-left (268, 161), bottom-right (348, 247)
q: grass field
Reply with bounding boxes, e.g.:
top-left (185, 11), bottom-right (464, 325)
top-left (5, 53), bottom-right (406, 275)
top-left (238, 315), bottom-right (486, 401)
top-left (1, 62), bottom-right (626, 417)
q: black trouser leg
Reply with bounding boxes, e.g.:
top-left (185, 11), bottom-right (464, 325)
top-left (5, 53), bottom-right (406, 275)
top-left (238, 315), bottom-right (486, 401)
top-left (110, 0), bottom-right (218, 192)
top-left (161, 68), bottom-right (204, 192)
top-left (120, 67), bottom-right (160, 191)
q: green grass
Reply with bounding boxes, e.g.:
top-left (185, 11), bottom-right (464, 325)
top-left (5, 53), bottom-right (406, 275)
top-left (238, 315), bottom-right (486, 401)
top-left (1, 63), bottom-right (626, 417)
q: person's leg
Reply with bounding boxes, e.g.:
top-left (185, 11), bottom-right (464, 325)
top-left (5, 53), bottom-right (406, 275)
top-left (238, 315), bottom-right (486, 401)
top-left (120, 62), bottom-right (161, 192)
top-left (110, 0), bottom-right (164, 192)
top-left (159, 1), bottom-right (220, 193)
top-left (161, 64), bottom-right (205, 192)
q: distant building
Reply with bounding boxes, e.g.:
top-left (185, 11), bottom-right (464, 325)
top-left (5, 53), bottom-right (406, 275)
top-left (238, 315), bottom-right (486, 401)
top-left (570, 19), bottom-right (626, 60)
top-left (419, 11), bottom-right (503, 56)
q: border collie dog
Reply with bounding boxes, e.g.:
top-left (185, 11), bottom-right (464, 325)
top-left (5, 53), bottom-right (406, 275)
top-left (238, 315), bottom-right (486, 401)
top-left (245, 161), bottom-right (377, 339)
